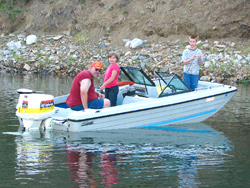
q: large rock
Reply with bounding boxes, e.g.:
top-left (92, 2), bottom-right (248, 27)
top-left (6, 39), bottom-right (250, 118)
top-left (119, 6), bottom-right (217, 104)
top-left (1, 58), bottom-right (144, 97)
top-left (23, 64), bottom-right (31, 71)
top-left (204, 61), bottom-right (211, 68)
top-left (6, 41), bottom-right (22, 50)
top-left (130, 38), bottom-right (144, 48)
top-left (26, 35), bottom-right (37, 45)
top-left (200, 76), bottom-right (211, 81)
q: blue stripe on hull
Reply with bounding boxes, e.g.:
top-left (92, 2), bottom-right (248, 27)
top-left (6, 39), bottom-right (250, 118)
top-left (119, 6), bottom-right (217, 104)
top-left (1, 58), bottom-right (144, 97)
top-left (142, 126), bottom-right (217, 135)
top-left (138, 109), bottom-right (217, 129)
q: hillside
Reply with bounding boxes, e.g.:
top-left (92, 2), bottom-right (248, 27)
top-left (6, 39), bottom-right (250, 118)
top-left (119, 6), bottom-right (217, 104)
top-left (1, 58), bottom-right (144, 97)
top-left (0, 0), bottom-right (249, 47)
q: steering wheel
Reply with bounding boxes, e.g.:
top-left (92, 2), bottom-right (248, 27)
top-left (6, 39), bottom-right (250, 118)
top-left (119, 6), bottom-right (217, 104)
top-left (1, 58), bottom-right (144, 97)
top-left (169, 84), bottom-right (176, 93)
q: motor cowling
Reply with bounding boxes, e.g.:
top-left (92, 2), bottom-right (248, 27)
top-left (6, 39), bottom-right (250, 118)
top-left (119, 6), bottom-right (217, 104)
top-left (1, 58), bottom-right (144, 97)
top-left (16, 93), bottom-right (55, 121)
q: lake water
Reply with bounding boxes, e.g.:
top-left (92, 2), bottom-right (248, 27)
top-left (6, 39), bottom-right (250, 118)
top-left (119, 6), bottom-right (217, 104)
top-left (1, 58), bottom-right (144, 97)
top-left (0, 71), bottom-right (250, 187)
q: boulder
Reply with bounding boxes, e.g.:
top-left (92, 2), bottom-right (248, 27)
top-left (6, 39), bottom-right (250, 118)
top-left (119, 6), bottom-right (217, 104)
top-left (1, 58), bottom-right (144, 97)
top-left (130, 38), bottom-right (144, 48)
top-left (26, 35), bottom-right (37, 45)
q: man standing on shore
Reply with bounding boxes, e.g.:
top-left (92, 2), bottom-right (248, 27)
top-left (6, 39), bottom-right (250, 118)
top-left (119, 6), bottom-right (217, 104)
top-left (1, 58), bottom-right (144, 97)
top-left (181, 35), bottom-right (203, 90)
top-left (66, 62), bottom-right (110, 111)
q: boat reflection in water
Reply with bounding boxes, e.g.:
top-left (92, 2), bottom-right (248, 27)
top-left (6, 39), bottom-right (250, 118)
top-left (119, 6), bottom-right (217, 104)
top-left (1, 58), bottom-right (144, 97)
top-left (13, 123), bottom-right (233, 187)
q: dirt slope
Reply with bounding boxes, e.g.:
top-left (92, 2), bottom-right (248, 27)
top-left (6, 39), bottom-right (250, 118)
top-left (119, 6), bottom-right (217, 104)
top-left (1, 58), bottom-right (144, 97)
top-left (0, 0), bottom-right (249, 46)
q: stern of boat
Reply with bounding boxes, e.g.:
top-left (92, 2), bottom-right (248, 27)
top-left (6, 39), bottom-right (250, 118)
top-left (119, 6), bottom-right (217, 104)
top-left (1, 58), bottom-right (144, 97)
top-left (16, 89), bottom-right (55, 131)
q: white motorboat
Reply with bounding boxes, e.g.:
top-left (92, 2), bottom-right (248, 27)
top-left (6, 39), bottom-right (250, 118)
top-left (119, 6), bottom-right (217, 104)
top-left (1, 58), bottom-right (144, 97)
top-left (16, 66), bottom-right (237, 132)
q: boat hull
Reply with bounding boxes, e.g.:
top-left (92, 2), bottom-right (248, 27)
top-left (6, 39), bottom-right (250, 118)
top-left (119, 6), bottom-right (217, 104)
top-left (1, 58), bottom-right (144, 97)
top-left (51, 89), bottom-right (235, 132)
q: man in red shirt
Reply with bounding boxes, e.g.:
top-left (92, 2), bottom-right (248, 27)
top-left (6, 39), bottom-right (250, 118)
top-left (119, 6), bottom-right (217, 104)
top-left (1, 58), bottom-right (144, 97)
top-left (66, 62), bottom-right (110, 111)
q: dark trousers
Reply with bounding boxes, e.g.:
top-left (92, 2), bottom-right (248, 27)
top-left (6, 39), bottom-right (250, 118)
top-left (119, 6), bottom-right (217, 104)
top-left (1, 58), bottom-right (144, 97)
top-left (105, 85), bottom-right (119, 107)
top-left (183, 72), bottom-right (199, 91)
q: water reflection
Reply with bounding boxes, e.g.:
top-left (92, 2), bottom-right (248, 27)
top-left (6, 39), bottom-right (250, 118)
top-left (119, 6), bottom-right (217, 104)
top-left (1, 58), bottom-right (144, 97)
top-left (15, 128), bottom-right (54, 177)
top-left (15, 140), bottom-right (54, 176)
top-left (66, 146), bottom-right (118, 187)
top-left (11, 122), bottom-right (233, 187)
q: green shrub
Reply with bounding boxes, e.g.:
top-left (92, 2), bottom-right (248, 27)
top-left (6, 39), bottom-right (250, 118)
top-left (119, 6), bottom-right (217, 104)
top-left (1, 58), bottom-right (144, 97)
top-left (74, 32), bottom-right (88, 45)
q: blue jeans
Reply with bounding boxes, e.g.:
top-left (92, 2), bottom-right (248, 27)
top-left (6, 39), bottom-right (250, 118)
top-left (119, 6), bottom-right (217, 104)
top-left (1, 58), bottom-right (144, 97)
top-left (183, 72), bottom-right (199, 91)
top-left (105, 85), bottom-right (119, 107)
top-left (70, 99), bottom-right (104, 111)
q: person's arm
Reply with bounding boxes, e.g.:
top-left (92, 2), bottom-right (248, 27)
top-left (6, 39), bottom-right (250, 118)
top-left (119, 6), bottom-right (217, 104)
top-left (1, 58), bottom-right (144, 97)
top-left (80, 78), bottom-right (91, 109)
top-left (197, 54), bottom-right (203, 65)
top-left (100, 70), bottom-right (118, 91)
top-left (183, 56), bottom-right (196, 65)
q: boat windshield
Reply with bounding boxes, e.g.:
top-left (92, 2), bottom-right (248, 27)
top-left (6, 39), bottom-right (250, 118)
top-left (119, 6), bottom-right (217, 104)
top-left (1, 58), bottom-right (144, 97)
top-left (155, 71), bottom-right (191, 97)
top-left (119, 66), bottom-right (191, 98)
top-left (119, 66), bottom-right (155, 86)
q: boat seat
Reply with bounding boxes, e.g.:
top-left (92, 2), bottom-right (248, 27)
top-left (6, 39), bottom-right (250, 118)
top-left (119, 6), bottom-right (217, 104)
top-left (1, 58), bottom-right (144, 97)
top-left (53, 107), bottom-right (76, 120)
top-left (146, 87), bottom-right (159, 98)
top-left (116, 91), bottom-right (124, 105)
top-left (122, 95), bottom-right (148, 104)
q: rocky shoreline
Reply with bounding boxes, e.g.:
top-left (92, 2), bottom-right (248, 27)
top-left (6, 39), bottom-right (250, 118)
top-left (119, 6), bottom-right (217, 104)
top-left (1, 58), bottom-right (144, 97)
top-left (0, 33), bottom-right (249, 84)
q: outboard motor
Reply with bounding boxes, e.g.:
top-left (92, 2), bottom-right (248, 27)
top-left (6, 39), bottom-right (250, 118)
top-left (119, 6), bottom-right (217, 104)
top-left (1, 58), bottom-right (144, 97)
top-left (16, 89), bottom-right (55, 131)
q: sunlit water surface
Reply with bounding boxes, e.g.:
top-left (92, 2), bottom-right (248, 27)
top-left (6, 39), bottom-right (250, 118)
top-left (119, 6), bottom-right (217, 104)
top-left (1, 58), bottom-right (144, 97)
top-left (0, 71), bottom-right (249, 187)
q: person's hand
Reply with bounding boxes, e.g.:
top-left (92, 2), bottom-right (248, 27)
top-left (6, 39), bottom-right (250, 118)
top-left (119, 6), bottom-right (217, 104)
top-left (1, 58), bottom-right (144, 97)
top-left (197, 54), bottom-right (202, 60)
top-left (100, 85), bottom-right (105, 92)
top-left (191, 55), bottom-right (196, 60)
top-left (99, 93), bottom-right (105, 99)
top-left (96, 92), bottom-right (104, 99)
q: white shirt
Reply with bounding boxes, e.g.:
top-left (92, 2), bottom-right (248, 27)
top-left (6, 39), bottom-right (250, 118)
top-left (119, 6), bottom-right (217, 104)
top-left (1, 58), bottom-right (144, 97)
top-left (182, 48), bottom-right (203, 75)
